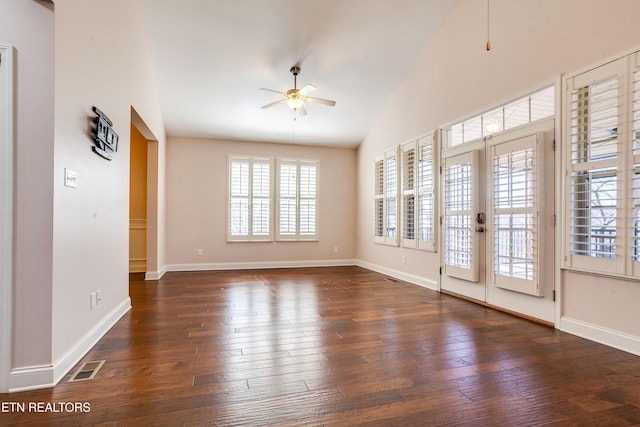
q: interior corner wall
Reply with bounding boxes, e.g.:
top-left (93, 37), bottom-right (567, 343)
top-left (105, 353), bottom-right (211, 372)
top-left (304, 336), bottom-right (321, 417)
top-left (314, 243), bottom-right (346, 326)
top-left (0, 0), bottom-right (55, 373)
top-left (165, 137), bottom-right (357, 269)
top-left (49, 0), bottom-right (166, 383)
top-left (356, 0), bottom-right (640, 351)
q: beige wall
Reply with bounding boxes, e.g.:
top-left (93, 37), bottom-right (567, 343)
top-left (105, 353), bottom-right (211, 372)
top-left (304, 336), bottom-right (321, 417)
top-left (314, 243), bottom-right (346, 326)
top-left (166, 137), bottom-right (357, 267)
top-left (356, 0), bottom-right (640, 352)
top-left (0, 0), bottom-right (55, 371)
top-left (0, 0), bottom-right (166, 390)
top-left (52, 0), bottom-right (166, 368)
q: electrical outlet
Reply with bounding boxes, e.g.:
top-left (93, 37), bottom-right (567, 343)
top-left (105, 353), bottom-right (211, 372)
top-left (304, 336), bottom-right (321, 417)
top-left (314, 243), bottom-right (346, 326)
top-left (402, 255), bottom-right (407, 264)
top-left (90, 292), bottom-right (96, 310)
top-left (197, 248), bottom-right (203, 256)
top-left (333, 246), bottom-right (339, 254)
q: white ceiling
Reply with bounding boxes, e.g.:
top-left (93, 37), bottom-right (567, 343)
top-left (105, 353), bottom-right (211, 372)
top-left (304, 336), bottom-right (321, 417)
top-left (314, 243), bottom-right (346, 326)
top-left (137, 0), bottom-right (455, 148)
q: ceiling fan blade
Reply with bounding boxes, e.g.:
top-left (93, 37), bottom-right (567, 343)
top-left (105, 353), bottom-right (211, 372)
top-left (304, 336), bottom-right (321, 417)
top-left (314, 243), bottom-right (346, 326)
top-left (299, 84), bottom-right (316, 96)
top-left (261, 99), bottom-right (287, 109)
top-left (259, 88), bottom-right (287, 95)
top-left (297, 104), bottom-right (308, 116)
top-left (305, 96), bottom-right (336, 107)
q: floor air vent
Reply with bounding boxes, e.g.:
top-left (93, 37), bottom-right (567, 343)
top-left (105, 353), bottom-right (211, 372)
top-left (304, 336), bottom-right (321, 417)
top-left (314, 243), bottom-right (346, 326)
top-left (68, 360), bottom-right (105, 382)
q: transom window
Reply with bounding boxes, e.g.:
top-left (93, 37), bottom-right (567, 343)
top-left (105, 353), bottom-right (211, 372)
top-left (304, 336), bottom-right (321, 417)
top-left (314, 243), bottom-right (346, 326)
top-left (444, 86), bottom-right (555, 147)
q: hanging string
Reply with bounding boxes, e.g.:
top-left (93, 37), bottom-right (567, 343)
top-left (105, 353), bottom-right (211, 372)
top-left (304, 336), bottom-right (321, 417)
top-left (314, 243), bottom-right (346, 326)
top-left (486, 0), bottom-right (491, 51)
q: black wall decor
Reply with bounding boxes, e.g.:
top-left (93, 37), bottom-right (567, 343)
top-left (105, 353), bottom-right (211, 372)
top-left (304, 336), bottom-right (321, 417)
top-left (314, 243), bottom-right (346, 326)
top-left (91, 106), bottom-right (118, 160)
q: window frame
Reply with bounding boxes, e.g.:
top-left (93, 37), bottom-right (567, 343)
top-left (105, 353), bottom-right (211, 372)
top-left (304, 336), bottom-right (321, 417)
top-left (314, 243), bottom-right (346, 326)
top-left (401, 132), bottom-right (438, 251)
top-left (227, 156), bottom-right (274, 242)
top-left (374, 146), bottom-right (400, 246)
top-left (562, 53), bottom-right (640, 277)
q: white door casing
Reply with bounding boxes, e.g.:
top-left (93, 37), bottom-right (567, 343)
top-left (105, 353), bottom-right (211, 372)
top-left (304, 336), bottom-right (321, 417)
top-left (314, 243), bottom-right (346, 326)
top-left (0, 44), bottom-right (15, 393)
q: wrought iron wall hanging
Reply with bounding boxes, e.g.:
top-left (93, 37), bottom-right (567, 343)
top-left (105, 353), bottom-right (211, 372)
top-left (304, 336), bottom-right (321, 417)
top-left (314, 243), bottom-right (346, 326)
top-left (91, 106), bottom-right (118, 160)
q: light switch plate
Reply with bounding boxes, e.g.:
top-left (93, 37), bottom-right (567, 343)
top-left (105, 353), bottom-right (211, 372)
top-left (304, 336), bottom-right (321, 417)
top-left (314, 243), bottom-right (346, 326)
top-left (64, 168), bottom-right (77, 188)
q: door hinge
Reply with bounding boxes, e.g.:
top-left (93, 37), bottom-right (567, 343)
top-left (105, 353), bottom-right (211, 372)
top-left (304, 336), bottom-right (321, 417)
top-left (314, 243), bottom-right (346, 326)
top-left (439, 165), bottom-right (442, 174)
top-left (552, 290), bottom-right (556, 302)
top-left (439, 267), bottom-right (442, 275)
top-left (553, 139), bottom-right (556, 152)
top-left (552, 214), bottom-right (557, 227)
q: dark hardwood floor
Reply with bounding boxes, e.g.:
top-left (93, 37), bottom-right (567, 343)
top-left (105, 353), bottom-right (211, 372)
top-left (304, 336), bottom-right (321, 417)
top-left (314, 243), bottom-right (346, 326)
top-left (2, 266), bottom-right (640, 426)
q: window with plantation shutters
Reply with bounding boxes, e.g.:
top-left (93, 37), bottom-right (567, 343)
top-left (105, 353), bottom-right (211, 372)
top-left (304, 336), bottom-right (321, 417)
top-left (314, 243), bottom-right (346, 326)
top-left (564, 52), bottom-right (640, 277)
top-left (374, 147), bottom-right (400, 246)
top-left (401, 133), bottom-right (437, 251)
top-left (277, 159), bottom-right (318, 241)
top-left (228, 156), bottom-right (273, 241)
top-left (632, 58), bottom-right (640, 276)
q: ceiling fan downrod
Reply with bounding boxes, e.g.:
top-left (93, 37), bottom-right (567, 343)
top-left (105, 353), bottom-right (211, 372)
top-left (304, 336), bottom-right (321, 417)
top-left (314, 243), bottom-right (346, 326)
top-left (290, 66), bottom-right (300, 90)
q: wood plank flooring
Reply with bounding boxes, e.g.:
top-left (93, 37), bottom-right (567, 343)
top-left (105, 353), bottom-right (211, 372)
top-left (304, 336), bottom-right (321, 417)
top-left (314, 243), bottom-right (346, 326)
top-left (2, 266), bottom-right (640, 426)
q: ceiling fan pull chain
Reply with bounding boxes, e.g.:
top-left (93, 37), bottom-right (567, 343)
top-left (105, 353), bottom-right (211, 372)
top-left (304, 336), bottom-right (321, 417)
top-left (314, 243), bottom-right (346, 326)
top-left (486, 0), bottom-right (491, 51)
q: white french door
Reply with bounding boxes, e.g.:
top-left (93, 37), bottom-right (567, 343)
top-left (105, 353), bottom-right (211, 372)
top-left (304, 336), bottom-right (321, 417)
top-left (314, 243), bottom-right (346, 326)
top-left (440, 119), bottom-right (555, 323)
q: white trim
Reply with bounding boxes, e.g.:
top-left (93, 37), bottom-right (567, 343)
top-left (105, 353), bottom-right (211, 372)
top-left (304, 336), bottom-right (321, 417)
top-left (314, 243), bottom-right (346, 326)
top-left (0, 44), bottom-right (14, 393)
top-left (554, 76), bottom-right (563, 329)
top-left (559, 316), bottom-right (640, 357)
top-left (355, 260), bottom-right (438, 291)
top-left (165, 259), bottom-right (357, 272)
top-left (8, 297), bottom-right (131, 392)
top-left (145, 265), bottom-right (167, 280)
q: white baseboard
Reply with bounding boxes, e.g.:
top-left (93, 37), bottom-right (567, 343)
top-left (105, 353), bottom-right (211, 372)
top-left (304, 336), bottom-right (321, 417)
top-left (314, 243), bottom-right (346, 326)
top-left (8, 297), bottom-right (131, 392)
top-left (355, 260), bottom-right (439, 291)
top-left (145, 265), bottom-right (167, 280)
top-left (559, 316), bottom-right (640, 357)
top-left (164, 259), bottom-right (358, 272)
top-left (7, 365), bottom-right (54, 392)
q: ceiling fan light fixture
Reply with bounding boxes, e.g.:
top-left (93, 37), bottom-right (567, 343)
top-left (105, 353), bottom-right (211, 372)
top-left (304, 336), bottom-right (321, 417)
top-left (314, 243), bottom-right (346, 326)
top-left (287, 97), bottom-right (304, 110)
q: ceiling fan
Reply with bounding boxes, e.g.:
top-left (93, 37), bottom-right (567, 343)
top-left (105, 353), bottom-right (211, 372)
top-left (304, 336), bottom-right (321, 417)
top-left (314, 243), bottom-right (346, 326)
top-left (260, 66), bottom-right (336, 117)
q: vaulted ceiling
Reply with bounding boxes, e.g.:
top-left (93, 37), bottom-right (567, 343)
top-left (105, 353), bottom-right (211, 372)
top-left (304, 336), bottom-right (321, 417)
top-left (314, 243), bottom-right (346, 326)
top-left (137, 0), bottom-right (455, 148)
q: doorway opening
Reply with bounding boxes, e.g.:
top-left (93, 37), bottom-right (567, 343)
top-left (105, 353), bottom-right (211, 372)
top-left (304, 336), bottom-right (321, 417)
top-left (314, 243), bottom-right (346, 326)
top-left (129, 108), bottom-right (159, 279)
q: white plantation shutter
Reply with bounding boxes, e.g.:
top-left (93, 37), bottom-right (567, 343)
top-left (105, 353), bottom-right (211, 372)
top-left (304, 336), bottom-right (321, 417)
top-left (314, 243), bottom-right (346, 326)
top-left (230, 160), bottom-right (249, 236)
top-left (374, 157), bottom-right (384, 239)
top-left (228, 157), bottom-right (273, 241)
top-left (401, 133), bottom-right (437, 251)
top-left (402, 142), bottom-right (416, 245)
top-left (443, 150), bottom-right (479, 282)
top-left (631, 53), bottom-right (640, 277)
top-left (276, 159), bottom-right (318, 240)
top-left (252, 161), bottom-right (271, 236)
top-left (299, 163), bottom-right (317, 236)
top-left (279, 162), bottom-right (297, 236)
top-left (417, 134), bottom-right (436, 250)
top-left (564, 58), bottom-right (625, 275)
top-left (374, 147), bottom-right (400, 246)
top-left (491, 134), bottom-right (541, 295)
